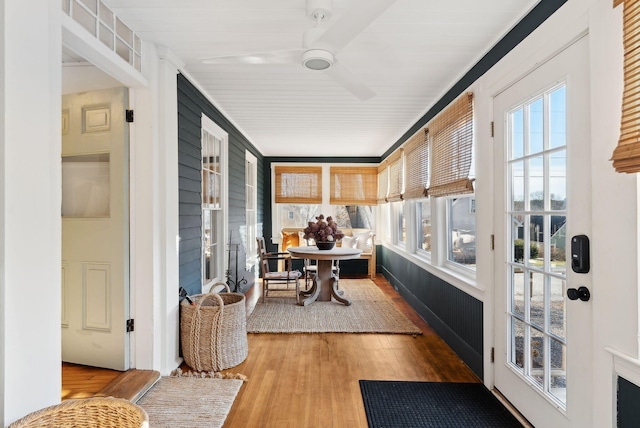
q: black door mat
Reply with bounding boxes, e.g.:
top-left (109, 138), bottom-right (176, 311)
top-left (359, 380), bottom-right (523, 428)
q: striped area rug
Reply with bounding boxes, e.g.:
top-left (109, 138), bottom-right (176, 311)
top-left (137, 376), bottom-right (243, 428)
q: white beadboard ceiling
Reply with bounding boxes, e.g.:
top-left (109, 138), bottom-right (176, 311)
top-left (101, 0), bottom-right (540, 157)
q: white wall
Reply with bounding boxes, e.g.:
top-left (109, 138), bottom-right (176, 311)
top-left (0, 1), bottom-right (62, 424)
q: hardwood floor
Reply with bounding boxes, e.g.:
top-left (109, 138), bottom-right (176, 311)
top-left (222, 275), bottom-right (479, 427)
top-left (63, 275), bottom-right (480, 427)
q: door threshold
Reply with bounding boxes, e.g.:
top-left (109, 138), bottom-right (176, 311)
top-left (97, 369), bottom-right (161, 402)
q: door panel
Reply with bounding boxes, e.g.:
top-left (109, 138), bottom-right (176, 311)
top-left (493, 36), bottom-right (592, 427)
top-left (61, 87), bottom-right (129, 371)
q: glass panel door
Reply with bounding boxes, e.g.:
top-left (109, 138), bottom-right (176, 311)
top-left (493, 36), bottom-right (592, 428)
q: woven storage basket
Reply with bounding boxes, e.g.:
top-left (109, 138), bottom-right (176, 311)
top-left (180, 291), bottom-right (248, 371)
top-left (9, 397), bottom-right (148, 428)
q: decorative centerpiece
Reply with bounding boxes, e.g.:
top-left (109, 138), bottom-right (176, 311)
top-left (303, 214), bottom-right (344, 250)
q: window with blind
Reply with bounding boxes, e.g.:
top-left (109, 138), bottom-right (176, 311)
top-left (403, 128), bottom-right (429, 199)
top-left (274, 166), bottom-right (322, 204)
top-left (429, 92), bottom-right (475, 197)
top-left (387, 149), bottom-right (404, 202)
top-left (330, 166), bottom-right (378, 205)
top-left (611, 0), bottom-right (640, 173)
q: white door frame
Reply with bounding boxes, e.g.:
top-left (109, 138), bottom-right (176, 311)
top-left (492, 35), bottom-right (592, 427)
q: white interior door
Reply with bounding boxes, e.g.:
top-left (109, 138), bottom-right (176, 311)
top-left (493, 36), bottom-right (592, 427)
top-left (61, 87), bottom-right (130, 371)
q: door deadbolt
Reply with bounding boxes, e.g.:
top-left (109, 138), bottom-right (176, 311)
top-left (567, 286), bottom-right (590, 302)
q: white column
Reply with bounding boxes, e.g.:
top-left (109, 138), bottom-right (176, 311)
top-left (131, 45), bottom-right (183, 374)
top-left (0, 1), bottom-right (62, 424)
top-left (130, 42), bottom-right (161, 370)
top-left (157, 47), bottom-right (183, 374)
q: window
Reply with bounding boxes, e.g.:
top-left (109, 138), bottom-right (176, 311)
top-left (201, 115), bottom-right (228, 292)
top-left (395, 202), bottom-right (406, 245)
top-left (272, 164), bottom-right (376, 237)
top-left (416, 200), bottom-right (431, 253)
top-left (278, 204), bottom-right (321, 228)
top-left (447, 196), bottom-right (476, 269)
top-left (245, 151), bottom-right (258, 268)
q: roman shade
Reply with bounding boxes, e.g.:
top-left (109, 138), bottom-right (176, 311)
top-left (611, 0), bottom-right (640, 173)
top-left (403, 128), bottom-right (430, 199)
top-left (386, 149), bottom-right (404, 202)
top-left (330, 166), bottom-right (378, 205)
top-left (428, 92), bottom-right (475, 197)
top-left (274, 165), bottom-right (322, 204)
top-left (377, 162), bottom-right (389, 203)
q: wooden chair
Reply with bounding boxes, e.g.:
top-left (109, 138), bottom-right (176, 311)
top-left (257, 237), bottom-right (302, 302)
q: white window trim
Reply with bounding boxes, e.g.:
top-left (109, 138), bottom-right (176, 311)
top-left (245, 150), bottom-right (258, 269)
top-left (201, 114), bottom-right (228, 293)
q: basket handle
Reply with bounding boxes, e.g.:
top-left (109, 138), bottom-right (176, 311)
top-left (208, 281), bottom-right (231, 293)
top-left (195, 292), bottom-right (224, 311)
top-left (189, 293), bottom-right (224, 371)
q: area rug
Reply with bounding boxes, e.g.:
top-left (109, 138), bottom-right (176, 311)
top-left (246, 279), bottom-right (422, 334)
top-left (359, 380), bottom-right (523, 428)
top-left (136, 376), bottom-right (243, 428)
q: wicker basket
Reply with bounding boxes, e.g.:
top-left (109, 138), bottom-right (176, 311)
top-left (180, 291), bottom-right (248, 371)
top-left (9, 397), bottom-right (148, 428)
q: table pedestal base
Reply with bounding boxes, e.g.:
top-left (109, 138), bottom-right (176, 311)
top-left (298, 275), bottom-right (351, 306)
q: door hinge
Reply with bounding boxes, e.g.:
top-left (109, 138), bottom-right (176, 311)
top-left (490, 234), bottom-right (495, 250)
top-left (126, 319), bottom-right (134, 333)
top-left (491, 347), bottom-right (495, 363)
top-left (490, 121), bottom-right (494, 137)
top-left (126, 109), bottom-right (134, 123)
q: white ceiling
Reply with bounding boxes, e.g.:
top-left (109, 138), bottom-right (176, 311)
top-left (100, 0), bottom-right (540, 157)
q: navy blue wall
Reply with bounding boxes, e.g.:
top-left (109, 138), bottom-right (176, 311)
top-left (177, 74), bottom-right (264, 296)
top-left (618, 377), bottom-right (640, 427)
top-left (379, 247), bottom-right (484, 377)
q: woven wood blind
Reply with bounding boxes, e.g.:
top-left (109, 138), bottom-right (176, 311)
top-left (403, 128), bottom-right (430, 199)
top-left (274, 165), bottom-right (322, 204)
top-left (428, 92), bottom-right (475, 197)
top-left (377, 162), bottom-right (389, 203)
top-left (386, 149), bottom-right (404, 202)
top-left (611, 0), bottom-right (640, 173)
top-left (330, 166), bottom-right (378, 205)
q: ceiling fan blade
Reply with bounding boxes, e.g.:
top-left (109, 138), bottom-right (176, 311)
top-left (314, 0), bottom-right (396, 54)
top-left (200, 49), bottom-right (303, 65)
top-left (325, 60), bottom-right (375, 101)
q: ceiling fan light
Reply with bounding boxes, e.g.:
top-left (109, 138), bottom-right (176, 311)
top-left (302, 49), bottom-right (333, 71)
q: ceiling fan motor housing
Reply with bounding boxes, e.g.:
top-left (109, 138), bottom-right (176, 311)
top-left (302, 49), bottom-right (334, 70)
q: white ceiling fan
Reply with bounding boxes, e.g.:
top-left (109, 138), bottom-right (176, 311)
top-left (199, 0), bottom-right (396, 101)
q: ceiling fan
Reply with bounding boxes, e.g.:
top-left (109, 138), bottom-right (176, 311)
top-left (199, 0), bottom-right (396, 101)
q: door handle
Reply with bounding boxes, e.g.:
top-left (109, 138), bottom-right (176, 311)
top-left (567, 286), bottom-right (590, 302)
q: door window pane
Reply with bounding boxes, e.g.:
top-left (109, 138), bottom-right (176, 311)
top-left (529, 97), bottom-right (544, 154)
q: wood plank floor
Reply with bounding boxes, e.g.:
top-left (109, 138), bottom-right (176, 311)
top-left (222, 275), bottom-right (479, 427)
top-left (63, 275), bottom-right (480, 427)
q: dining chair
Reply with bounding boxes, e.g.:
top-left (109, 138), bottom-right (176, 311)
top-left (257, 236), bottom-right (302, 302)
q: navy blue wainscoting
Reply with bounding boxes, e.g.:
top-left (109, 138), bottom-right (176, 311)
top-left (379, 247), bottom-right (483, 378)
